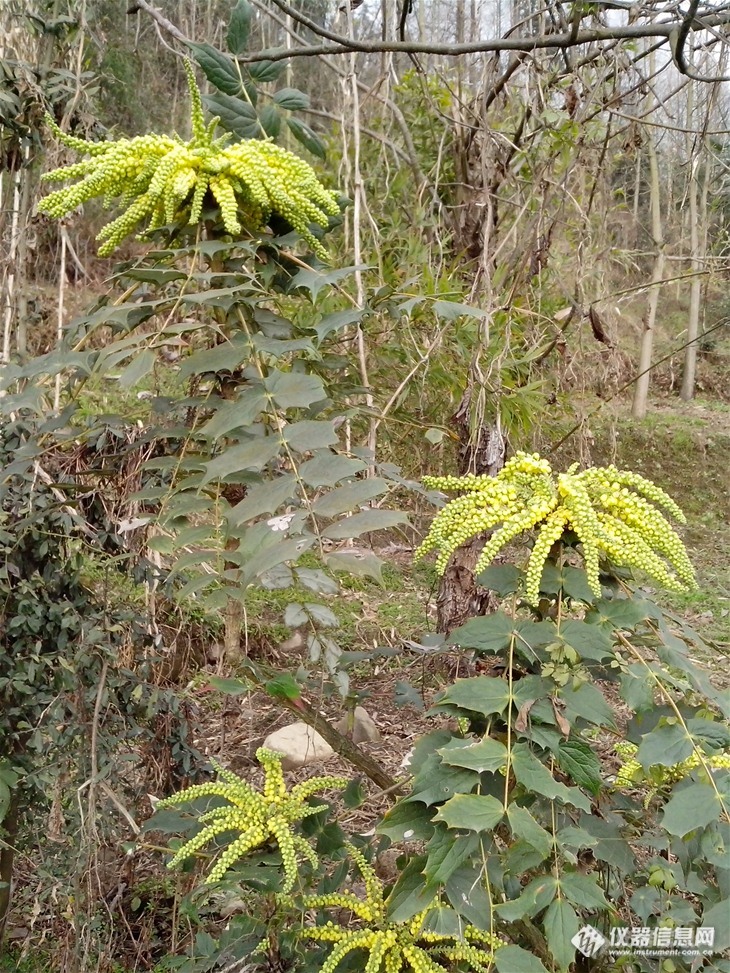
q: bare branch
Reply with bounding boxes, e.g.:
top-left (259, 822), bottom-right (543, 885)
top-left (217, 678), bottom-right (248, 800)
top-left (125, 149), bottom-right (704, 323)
top-left (249, 0), bottom-right (730, 67)
top-left (126, 0), bottom-right (188, 45)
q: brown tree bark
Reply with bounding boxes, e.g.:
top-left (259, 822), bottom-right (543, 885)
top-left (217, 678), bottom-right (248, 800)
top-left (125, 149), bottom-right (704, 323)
top-left (436, 386), bottom-right (505, 636)
top-left (0, 792), bottom-right (20, 950)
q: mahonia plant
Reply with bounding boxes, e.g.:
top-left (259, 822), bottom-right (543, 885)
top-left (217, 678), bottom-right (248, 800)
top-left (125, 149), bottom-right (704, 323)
top-left (416, 452), bottom-right (697, 604)
top-left (290, 842), bottom-right (503, 973)
top-left (614, 741), bottom-right (730, 807)
top-left (158, 747), bottom-right (347, 890)
top-left (39, 61), bottom-right (340, 257)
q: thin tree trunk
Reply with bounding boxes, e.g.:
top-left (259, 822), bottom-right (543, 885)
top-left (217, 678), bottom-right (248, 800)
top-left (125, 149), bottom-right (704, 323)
top-left (436, 386), bottom-right (505, 635)
top-left (632, 130), bottom-right (664, 418)
top-left (681, 68), bottom-right (719, 401)
top-left (0, 792), bottom-right (20, 949)
top-left (632, 148), bottom-right (641, 249)
top-left (681, 81), bottom-right (701, 401)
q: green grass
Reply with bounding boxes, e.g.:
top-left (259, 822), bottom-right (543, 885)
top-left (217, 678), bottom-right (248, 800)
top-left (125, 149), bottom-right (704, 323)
top-left (241, 559), bottom-right (436, 653)
top-left (0, 954), bottom-right (51, 973)
top-left (592, 410), bottom-right (730, 656)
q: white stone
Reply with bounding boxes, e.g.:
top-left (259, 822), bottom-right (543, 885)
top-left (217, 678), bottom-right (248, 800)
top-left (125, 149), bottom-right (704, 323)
top-left (263, 722), bottom-right (334, 769)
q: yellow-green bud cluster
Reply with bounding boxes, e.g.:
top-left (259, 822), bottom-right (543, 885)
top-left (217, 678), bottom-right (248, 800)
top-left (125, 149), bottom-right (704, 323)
top-left (157, 747), bottom-right (346, 890)
top-left (614, 740), bottom-right (730, 807)
top-left (293, 842), bottom-right (502, 973)
top-left (39, 61), bottom-right (340, 258)
top-left (417, 452), bottom-right (696, 604)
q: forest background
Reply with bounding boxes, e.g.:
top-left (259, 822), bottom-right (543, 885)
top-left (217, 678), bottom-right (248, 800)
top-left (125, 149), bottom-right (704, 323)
top-left (0, 1), bottom-right (729, 972)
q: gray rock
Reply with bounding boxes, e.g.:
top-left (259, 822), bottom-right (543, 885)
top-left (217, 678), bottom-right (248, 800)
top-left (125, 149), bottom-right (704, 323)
top-left (263, 722), bottom-right (334, 769)
top-left (336, 706), bottom-right (381, 744)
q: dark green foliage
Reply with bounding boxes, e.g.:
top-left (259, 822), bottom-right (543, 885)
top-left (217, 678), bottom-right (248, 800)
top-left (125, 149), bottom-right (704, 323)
top-left (377, 560), bottom-right (730, 972)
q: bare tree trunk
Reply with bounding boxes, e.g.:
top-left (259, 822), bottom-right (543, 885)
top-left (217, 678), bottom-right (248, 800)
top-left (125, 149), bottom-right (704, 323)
top-left (681, 68), bottom-right (719, 401)
top-left (632, 129), bottom-right (664, 418)
top-left (436, 386), bottom-right (505, 635)
top-left (681, 82), bottom-right (701, 402)
top-left (0, 792), bottom-right (19, 949)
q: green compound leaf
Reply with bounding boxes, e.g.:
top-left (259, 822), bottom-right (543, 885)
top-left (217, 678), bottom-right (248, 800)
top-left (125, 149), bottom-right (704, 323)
top-left (700, 821), bottom-right (730, 869)
top-left (507, 805), bottom-right (553, 858)
top-left (662, 783), bottom-right (723, 836)
top-left (475, 564), bottom-right (524, 595)
top-left (408, 754), bottom-right (479, 807)
top-left (299, 451), bottom-right (367, 488)
top-left (189, 42), bottom-right (246, 97)
top-left (264, 673), bottom-right (302, 701)
top-left (437, 737), bottom-right (508, 774)
top-left (447, 612), bottom-right (515, 652)
top-left (227, 0), bottom-right (252, 55)
top-left (321, 509), bottom-right (407, 540)
top-left (424, 829), bottom-right (481, 885)
top-left (620, 663), bottom-right (655, 712)
top-left (326, 548), bottom-right (385, 583)
top-left (537, 563), bottom-right (596, 604)
top-left (118, 349), bottom-right (155, 388)
top-left (495, 945), bottom-right (550, 973)
top-left (264, 369), bottom-right (325, 408)
top-left (496, 875), bottom-right (558, 921)
top-left (637, 722), bottom-right (694, 768)
top-left (448, 613), bottom-right (555, 664)
top-left (179, 336), bottom-right (252, 378)
top-left (553, 619), bottom-right (614, 662)
top-left (247, 59), bottom-right (284, 83)
top-left (377, 800), bottom-right (436, 842)
top-left (578, 813), bottom-right (635, 874)
top-left (201, 437), bottom-right (281, 483)
top-left (559, 871), bottom-right (610, 910)
top-left (433, 675), bottom-right (512, 718)
top-left (258, 104), bottom-right (281, 138)
top-left (385, 855), bottom-right (436, 922)
top-left (228, 475), bottom-right (298, 526)
top-left (334, 782), bottom-right (363, 816)
top-left (279, 420), bottom-right (339, 453)
top-left (432, 299), bottom-right (488, 320)
top-left (555, 739), bottom-right (603, 795)
top-left (311, 478), bottom-right (388, 517)
top-left (585, 596), bottom-right (651, 631)
top-left (444, 862), bottom-right (499, 930)
top-left (287, 117), bottom-right (326, 158)
top-left (433, 794), bottom-right (505, 831)
top-left (202, 92), bottom-right (259, 139)
top-left (503, 840), bottom-right (549, 875)
top-left (512, 743), bottom-right (592, 811)
top-left (273, 87), bottom-right (311, 111)
top-left (421, 905), bottom-right (468, 937)
top-left (544, 899), bottom-right (579, 971)
top-left (295, 568), bottom-right (339, 595)
top-left (559, 682), bottom-right (616, 728)
top-left (199, 391), bottom-right (268, 439)
top-left (702, 899), bottom-right (730, 952)
top-left (555, 826), bottom-right (598, 851)
top-left (313, 308), bottom-right (366, 341)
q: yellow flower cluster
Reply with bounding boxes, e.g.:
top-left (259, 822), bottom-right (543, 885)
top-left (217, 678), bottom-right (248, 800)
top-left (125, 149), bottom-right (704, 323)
top-left (293, 843), bottom-right (502, 973)
top-left (39, 61), bottom-right (340, 257)
top-left (157, 747), bottom-right (347, 890)
top-left (417, 453), bottom-right (696, 604)
top-left (614, 741), bottom-right (730, 807)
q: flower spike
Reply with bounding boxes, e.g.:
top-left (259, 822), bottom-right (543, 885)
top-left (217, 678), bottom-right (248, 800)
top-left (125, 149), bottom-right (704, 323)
top-left (417, 452), bottom-right (696, 604)
top-left (39, 61), bottom-right (339, 258)
top-left (156, 747), bottom-right (347, 891)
